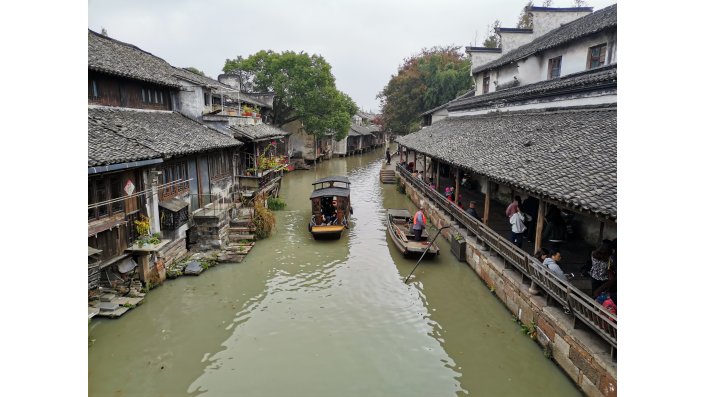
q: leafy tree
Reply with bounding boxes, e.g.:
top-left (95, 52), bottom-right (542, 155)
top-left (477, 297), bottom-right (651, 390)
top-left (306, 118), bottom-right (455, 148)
top-left (184, 67), bottom-right (206, 77)
top-left (377, 46), bottom-right (473, 135)
top-left (483, 20), bottom-right (501, 48)
top-left (223, 51), bottom-right (357, 140)
top-left (517, 1), bottom-right (534, 29)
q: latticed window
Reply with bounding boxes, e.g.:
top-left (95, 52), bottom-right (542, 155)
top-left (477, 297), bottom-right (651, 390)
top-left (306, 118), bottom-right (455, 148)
top-left (158, 161), bottom-right (189, 200)
top-left (88, 175), bottom-right (125, 220)
top-left (208, 151), bottom-right (232, 180)
top-left (548, 56), bottom-right (562, 79)
top-left (587, 43), bottom-right (607, 69)
top-left (482, 75), bottom-right (490, 94)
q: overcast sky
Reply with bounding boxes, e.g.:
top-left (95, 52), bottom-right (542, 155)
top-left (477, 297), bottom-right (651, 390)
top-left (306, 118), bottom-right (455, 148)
top-left (88, 0), bottom-right (616, 113)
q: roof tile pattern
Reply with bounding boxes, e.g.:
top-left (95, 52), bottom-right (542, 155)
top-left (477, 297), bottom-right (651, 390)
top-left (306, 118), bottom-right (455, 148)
top-left (89, 106), bottom-right (241, 167)
top-left (396, 108), bottom-right (616, 219)
top-left (230, 123), bottom-right (291, 141)
top-left (88, 30), bottom-right (180, 87)
top-left (473, 4), bottom-right (617, 74)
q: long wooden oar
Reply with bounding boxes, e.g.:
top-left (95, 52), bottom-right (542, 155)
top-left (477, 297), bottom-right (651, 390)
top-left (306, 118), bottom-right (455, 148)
top-left (403, 225), bottom-right (450, 283)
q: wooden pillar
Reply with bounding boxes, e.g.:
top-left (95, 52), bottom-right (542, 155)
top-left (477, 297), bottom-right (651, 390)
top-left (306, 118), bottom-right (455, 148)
top-left (435, 161), bottom-right (441, 192)
top-left (534, 199), bottom-right (545, 253)
top-left (483, 179), bottom-right (491, 225)
top-left (423, 155), bottom-right (427, 182)
top-left (455, 168), bottom-right (461, 203)
top-left (413, 151), bottom-right (417, 170)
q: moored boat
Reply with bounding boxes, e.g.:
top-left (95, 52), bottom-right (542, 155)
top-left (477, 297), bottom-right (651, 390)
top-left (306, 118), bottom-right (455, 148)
top-left (309, 176), bottom-right (352, 240)
top-left (386, 209), bottom-right (440, 257)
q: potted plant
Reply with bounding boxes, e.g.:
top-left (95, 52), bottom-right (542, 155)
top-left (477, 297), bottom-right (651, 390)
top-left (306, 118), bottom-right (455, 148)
top-left (134, 216), bottom-right (161, 248)
top-left (450, 232), bottom-right (466, 262)
top-left (242, 105), bottom-right (254, 117)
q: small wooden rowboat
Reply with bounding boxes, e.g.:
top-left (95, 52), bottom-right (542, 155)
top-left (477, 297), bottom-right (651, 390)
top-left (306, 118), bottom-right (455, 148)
top-left (386, 209), bottom-right (439, 257)
top-left (309, 176), bottom-right (352, 240)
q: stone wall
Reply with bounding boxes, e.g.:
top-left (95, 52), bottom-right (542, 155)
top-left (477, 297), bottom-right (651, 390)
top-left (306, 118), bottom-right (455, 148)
top-left (401, 178), bottom-right (616, 397)
top-left (190, 210), bottom-right (230, 251)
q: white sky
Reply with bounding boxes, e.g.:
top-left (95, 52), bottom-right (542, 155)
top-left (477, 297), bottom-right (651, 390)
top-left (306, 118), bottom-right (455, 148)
top-left (88, 0), bottom-right (617, 113)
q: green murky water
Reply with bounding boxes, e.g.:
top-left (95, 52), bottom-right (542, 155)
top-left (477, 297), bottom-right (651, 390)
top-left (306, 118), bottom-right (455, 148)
top-left (88, 148), bottom-right (581, 397)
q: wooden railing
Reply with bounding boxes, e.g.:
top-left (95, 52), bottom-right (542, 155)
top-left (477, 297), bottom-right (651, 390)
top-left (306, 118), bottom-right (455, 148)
top-left (397, 165), bottom-right (617, 349)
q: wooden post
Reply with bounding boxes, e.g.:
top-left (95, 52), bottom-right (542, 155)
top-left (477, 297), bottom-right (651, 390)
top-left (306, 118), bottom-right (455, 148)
top-left (455, 168), bottom-right (461, 203)
top-left (423, 154), bottom-right (427, 182)
top-left (413, 151), bottom-right (417, 170)
top-left (483, 179), bottom-right (491, 225)
top-left (534, 199), bottom-right (545, 254)
top-left (435, 161), bottom-right (441, 192)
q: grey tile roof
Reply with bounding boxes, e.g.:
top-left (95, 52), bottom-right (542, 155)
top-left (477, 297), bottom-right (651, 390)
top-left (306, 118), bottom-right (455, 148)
top-left (88, 30), bottom-right (181, 87)
top-left (88, 106), bottom-right (242, 167)
top-left (229, 123), bottom-right (291, 142)
top-left (173, 68), bottom-right (272, 109)
top-left (473, 4), bottom-right (616, 74)
top-left (351, 124), bottom-right (373, 136)
top-left (396, 107), bottom-right (617, 219)
top-left (449, 63), bottom-right (616, 112)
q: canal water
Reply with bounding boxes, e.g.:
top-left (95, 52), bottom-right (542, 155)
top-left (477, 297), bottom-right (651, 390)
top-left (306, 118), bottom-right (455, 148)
top-left (88, 148), bottom-right (581, 397)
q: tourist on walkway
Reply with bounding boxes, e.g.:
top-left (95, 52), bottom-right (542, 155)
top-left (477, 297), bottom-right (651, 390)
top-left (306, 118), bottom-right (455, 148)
top-left (505, 195), bottom-right (521, 218)
top-left (412, 208), bottom-right (427, 241)
top-left (534, 247), bottom-right (550, 263)
top-left (543, 250), bottom-right (568, 281)
top-left (542, 206), bottom-right (567, 251)
top-left (466, 200), bottom-right (482, 221)
top-left (509, 203), bottom-right (530, 248)
top-left (385, 148), bottom-right (391, 164)
top-left (589, 240), bottom-right (612, 296)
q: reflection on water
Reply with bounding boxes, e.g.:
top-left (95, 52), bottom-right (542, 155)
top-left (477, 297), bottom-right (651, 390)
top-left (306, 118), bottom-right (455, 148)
top-left (89, 148), bottom-right (580, 397)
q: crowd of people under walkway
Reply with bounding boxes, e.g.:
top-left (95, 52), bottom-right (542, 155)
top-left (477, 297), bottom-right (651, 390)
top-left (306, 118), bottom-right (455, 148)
top-left (399, 159), bottom-right (617, 316)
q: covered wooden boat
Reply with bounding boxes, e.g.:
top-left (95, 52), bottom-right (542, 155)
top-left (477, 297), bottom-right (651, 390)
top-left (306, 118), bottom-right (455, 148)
top-left (309, 176), bottom-right (352, 240)
top-left (386, 209), bottom-right (440, 257)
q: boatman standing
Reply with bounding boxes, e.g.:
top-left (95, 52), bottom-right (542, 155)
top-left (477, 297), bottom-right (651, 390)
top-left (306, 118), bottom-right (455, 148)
top-left (412, 208), bottom-right (426, 241)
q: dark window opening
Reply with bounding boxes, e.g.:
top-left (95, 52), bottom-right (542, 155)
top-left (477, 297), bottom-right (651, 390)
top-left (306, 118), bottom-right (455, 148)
top-left (208, 151), bottom-right (232, 180)
top-left (587, 43), bottom-right (607, 69)
top-left (158, 161), bottom-right (189, 200)
top-left (548, 56), bottom-right (562, 79)
top-left (482, 75), bottom-right (490, 94)
top-left (89, 174), bottom-right (127, 221)
top-left (89, 79), bottom-right (99, 98)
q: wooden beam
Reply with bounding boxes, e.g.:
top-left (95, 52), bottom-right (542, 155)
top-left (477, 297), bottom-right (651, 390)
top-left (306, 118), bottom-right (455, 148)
top-left (423, 154), bottom-right (427, 183)
top-left (435, 160), bottom-right (441, 192)
top-left (483, 179), bottom-right (491, 225)
top-left (534, 198), bottom-right (545, 254)
top-left (455, 168), bottom-right (461, 203)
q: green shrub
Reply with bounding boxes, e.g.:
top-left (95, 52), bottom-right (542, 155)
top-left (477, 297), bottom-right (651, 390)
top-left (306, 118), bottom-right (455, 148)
top-left (253, 196), bottom-right (276, 239)
top-left (267, 196), bottom-right (287, 211)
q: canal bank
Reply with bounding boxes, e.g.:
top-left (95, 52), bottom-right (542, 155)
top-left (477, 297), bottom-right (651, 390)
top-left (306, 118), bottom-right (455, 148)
top-left (398, 170), bottom-right (617, 397)
top-left (89, 148), bottom-right (583, 397)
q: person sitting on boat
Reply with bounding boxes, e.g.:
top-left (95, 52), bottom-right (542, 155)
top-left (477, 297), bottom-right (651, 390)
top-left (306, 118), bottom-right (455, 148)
top-left (412, 208), bottom-right (427, 241)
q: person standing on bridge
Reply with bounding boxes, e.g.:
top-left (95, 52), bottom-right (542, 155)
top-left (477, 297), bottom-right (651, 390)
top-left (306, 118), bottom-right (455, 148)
top-left (385, 148), bottom-right (391, 165)
top-left (412, 208), bottom-right (427, 241)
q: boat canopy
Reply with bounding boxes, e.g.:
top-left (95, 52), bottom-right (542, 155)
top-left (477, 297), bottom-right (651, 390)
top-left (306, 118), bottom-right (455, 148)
top-left (310, 187), bottom-right (351, 199)
top-left (312, 176), bottom-right (350, 185)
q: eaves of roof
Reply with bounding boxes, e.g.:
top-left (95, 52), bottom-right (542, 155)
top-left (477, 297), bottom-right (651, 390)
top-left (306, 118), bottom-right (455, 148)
top-left (395, 107), bottom-right (617, 219)
top-left (448, 63), bottom-right (616, 112)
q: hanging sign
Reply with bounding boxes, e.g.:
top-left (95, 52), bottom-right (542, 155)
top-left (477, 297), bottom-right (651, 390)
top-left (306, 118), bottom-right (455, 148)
top-left (124, 179), bottom-right (135, 196)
